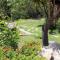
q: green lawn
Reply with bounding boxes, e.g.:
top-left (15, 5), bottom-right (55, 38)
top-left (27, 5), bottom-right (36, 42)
top-left (16, 19), bottom-right (45, 44)
top-left (49, 33), bottom-right (60, 43)
top-left (16, 18), bottom-right (60, 43)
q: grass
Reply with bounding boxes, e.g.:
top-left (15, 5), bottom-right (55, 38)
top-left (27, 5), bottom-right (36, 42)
top-left (16, 18), bottom-right (60, 43)
top-left (16, 18), bottom-right (45, 44)
top-left (49, 33), bottom-right (60, 43)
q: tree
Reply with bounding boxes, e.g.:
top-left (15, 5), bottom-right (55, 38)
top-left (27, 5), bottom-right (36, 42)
top-left (0, 0), bottom-right (11, 20)
top-left (49, 0), bottom-right (60, 33)
top-left (33, 0), bottom-right (51, 46)
top-left (33, 0), bottom-right (60, 46)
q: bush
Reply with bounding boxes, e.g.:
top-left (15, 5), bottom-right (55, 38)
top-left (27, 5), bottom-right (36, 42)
top-left (5, 50), bottom-right (16, 60)
top-left (16, 41), bottom-right (45, 60)
top-left (16, 42), bottom-right (45, 60)
top-left (20, 41), bottom-right (41, 56)
top-left (0, 41), bottom-right (46, 60)
top-left (0, 21), bottom-right (19, 50)
top-left (0, 48), bottom-right (5, 60)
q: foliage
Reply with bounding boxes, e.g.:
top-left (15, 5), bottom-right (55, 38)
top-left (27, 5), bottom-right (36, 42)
top-left (0, 20), bottom-right (19, 50)
top-left (0, 48), bottom-right (5, 60)
top-left (0, 40), bottom-right (46, 60)
top-left (20, 42), bottom-right (41, 56)
top-left (33, 0), bottom-right (49, 18)
top-left (0, 0), bottom-right (11, 20)
top-left (56, 19), bottom-right (60, 32)
top-left (0, 0), bottom-right (49, 20)
top-left (5, 50), bottom-right (16, 60)
top-left (3, 41), bottom-right (45, 60)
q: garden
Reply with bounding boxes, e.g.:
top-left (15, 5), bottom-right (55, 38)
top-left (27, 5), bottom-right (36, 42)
top-left (0, 18), bottom-right (60, 60)
top-left (0, 0), bottom-right (60, 60)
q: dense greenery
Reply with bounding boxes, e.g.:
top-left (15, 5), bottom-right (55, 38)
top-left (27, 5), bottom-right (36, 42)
top-left (0, 20), bottom-right (19, 50)
top-left (0, 0), bottom-right (11, 20)
top-left (0, 42), bottom-right (46, 60)
top-left (0, 19), bottom-right (46, 60)
top-left (0, 0), bottom-right (48, 20)
top-left (0, 0), bottom-right (60, 60)
top-left (56, 19), bottom-right (60, 33)
top-left (0, 18), bottom-right (60, 60)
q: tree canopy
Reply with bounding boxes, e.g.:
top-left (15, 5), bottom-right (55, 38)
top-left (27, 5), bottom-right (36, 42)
top-left (0, 0), bottom-right (50, 20)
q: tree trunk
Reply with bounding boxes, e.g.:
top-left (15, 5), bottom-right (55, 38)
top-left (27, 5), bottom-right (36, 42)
top-left (42, 0), bottom-right (50, 46)
top-left (42, 23), bottom-right (49, 46)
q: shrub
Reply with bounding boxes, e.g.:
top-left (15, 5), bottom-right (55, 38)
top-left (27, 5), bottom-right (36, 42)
top-left (0, 21), bottom-right (19, 50)
top-left (16, 41), bottom-right (45, 60)
top-left (5, 50), bottom-right (16, 60)
top-left (20, 42), bottom-right (41, 56)
top-left (0, 48), bottom-right (5, 60)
